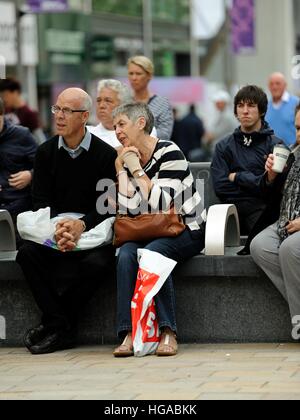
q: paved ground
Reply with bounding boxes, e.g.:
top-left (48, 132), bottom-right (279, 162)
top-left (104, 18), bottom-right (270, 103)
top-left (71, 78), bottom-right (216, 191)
top-left (0, 343), bottom-right (300, 400)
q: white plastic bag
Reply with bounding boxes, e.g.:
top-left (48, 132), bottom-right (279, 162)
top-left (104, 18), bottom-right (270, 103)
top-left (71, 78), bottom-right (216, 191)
top-left (131, 249), bottom-right (177, 357)
top-left (17, 207), bottom-right (115, 251)
top-left (76, 218), bottom-right (114, 250)
top-left (17, 207), bottom-right (55, 244)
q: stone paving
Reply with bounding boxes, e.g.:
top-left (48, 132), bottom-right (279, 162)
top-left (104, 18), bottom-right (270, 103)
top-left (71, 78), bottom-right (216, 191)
top-left (0, 343), bottom-right (299, 400)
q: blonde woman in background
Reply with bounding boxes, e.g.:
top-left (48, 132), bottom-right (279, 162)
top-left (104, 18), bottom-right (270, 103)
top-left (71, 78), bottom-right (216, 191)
top-left (127, 56), bottom-right (174, 140)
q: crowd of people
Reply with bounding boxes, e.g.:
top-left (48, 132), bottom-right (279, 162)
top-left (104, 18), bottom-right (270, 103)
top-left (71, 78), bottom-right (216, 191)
top-left (1, 57), bottom-right (300, 356)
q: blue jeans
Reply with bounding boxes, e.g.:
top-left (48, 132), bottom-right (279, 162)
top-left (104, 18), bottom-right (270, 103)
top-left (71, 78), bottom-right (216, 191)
top-left (116, 228), bottom-right (205, 338)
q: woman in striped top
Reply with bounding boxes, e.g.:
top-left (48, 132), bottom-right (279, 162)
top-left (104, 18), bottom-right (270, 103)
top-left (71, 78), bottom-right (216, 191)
top-left (112, 103), bottom-right (205, 357)
top-left (127, 55), bottom-right (174, 140)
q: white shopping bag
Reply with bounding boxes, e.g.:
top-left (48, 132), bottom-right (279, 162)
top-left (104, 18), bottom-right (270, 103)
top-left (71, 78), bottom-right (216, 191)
top-left (17, 207), bottom-right (55, 245)
top-left (131, 249), bottom-right (177, 357)
top-left (76, 218), bottom-right (114, 250)
top-left (17, 207), bottom-right (115, 251)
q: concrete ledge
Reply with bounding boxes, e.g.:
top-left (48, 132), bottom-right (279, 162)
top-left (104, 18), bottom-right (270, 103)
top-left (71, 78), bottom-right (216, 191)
top-left (0, 256), bottom-right (292, 347)
top-left (176, 254), bottom-right (263, 277)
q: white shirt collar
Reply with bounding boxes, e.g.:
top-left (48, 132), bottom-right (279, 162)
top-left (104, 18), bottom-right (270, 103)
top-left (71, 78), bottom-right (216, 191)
top-left (281, 91), bottom-right (290, 103)
top-left (58, 129), bottom-right (92, 158)
top-left (271, 91), bottom-right (290, 110)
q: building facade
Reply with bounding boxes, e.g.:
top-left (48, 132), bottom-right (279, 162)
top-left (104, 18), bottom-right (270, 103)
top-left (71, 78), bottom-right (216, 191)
top-left (1, 0), bottom-right (299, 132)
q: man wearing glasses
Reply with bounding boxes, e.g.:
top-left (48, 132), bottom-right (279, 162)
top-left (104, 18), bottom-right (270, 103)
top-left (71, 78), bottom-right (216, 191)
top-left (17, 88), bottom-right (117, 355)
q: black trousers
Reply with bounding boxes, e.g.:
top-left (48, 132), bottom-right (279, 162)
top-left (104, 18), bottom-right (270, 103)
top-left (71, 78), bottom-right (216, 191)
top-left (16, 241), bottom-right (116, 331)
top-left (233, 199), bottom-right (267, 235)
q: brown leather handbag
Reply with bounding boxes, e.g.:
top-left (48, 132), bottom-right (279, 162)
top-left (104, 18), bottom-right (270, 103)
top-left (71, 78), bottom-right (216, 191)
top-left (113, 208), bottom-right (186, 248)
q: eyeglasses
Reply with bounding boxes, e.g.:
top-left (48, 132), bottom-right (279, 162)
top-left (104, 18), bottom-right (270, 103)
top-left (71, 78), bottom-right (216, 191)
top-left (51, 105), bottom-right (88, 116)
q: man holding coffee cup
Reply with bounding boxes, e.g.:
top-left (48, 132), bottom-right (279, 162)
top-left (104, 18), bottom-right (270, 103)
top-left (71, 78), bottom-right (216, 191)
top-left (271, 144), bottom-right (292, 174)
top-left (251, 102), bottom-right (300, 339)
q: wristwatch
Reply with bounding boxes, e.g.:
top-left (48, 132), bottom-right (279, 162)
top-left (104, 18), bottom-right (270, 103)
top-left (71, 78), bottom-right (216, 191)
top-left (134, 169), bottom-right (146, 178)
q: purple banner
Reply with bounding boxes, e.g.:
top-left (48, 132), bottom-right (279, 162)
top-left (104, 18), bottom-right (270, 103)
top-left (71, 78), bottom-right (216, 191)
top-left (26, 0), bottom-right (68, 13)
top-left (231, 0), bottom-right (256, 55)
top-left (117, 77), bottom-right (206, 105)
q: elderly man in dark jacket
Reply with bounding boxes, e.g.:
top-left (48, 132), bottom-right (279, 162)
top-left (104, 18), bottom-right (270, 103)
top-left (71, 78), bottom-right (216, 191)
top-left (0, 97), bottom-right (37, 222)
top-left (211, 85), bottom-right (283, 235)
top-left (16, 88), bottom-right (117, 355)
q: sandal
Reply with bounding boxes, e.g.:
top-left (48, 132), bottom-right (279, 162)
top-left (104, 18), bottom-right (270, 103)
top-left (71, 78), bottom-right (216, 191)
top-left (113, 334), bottom-right (134, 358)
top-left (156, 328), bottom-right (178, 357)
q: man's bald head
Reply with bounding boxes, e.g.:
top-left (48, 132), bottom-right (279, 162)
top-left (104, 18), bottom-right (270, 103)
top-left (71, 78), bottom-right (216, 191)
top-left (54, 88), bottom-right (92, 146)
top-left (57, 88), bottom-right (92, 113)
top-left (269, 72), bottom-right (286, 83)
top-left (268, 72), bottom-right (287, 103)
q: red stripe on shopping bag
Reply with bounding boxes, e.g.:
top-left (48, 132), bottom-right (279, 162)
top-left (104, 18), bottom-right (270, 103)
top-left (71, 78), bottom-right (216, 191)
top-left (132, 268), bottom-right (160, 345)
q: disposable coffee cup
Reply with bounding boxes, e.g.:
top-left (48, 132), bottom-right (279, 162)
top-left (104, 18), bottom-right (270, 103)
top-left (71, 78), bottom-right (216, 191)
top-left (272, 144), bottom-right (291, 173)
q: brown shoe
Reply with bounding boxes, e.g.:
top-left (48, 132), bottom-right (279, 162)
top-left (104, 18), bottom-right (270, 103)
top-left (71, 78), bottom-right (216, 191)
top-left (113, 333), bottom-right (134, 358)
top-left (156, 328), bottom-right (178, 357)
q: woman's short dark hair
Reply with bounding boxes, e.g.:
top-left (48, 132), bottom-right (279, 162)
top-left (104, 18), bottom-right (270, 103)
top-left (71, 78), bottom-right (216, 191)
top-left (234, 85), bottom-right (268, 119)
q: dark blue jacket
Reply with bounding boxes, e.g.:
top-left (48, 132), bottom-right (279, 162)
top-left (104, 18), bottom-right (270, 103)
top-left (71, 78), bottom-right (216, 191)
top-left (211, 122), bottom-right (282, 202)
top-left (0, 121), bottom-right (37, 203)
top-left (178, 112), bottom-right (205, 156)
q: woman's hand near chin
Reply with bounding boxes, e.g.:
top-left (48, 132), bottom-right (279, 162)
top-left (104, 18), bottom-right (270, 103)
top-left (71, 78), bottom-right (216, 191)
top-left (121, 146), bottom-right (141, 159)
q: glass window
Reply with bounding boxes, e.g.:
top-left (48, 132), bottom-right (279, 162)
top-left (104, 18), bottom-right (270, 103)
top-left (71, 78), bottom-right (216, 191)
top-left (152, 0), bottom-right (189, 23)
top-left (92, 0), bottom-right (189, 23)
top-left (92, 0), bottom-right (142, 17)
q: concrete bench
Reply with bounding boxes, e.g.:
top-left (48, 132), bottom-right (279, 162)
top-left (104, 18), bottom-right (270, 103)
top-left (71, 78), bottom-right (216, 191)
top-left (0, 252), bottom-right (292, 347)
top-left (0, 164), bottom-right (293, 347)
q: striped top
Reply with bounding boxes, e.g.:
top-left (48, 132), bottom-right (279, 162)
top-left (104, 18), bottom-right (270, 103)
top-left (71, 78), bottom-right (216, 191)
top-left (118, 140), bottom-right (205, 231)
top-left (148, 95), bottom-right (174, 141)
